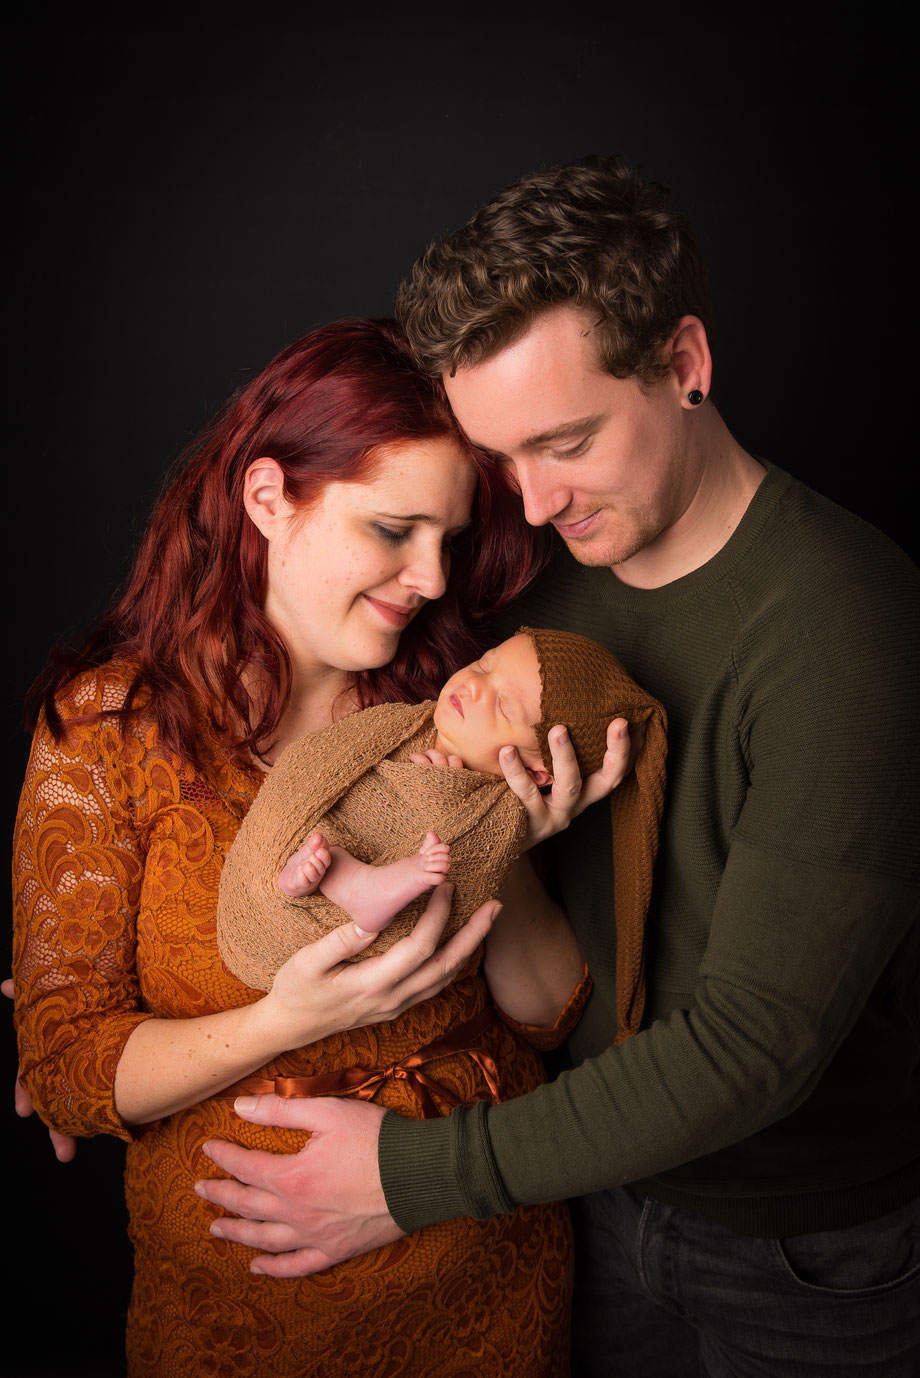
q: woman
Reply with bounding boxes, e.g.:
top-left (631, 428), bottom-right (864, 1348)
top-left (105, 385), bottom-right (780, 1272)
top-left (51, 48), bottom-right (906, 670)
top-left (12, 320), bottom-right (606, 1377)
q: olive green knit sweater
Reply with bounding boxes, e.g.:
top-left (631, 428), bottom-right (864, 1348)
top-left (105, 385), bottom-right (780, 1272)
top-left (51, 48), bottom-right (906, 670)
top-left (379, 464), bottom-right (920, 1238)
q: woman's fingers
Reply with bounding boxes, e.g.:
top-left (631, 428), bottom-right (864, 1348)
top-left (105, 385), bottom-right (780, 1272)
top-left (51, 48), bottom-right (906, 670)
top-left (274, 884), bottom-right (496, 1032)
top-left (573, 717), bottom-right (632, 813)
top-left (12, 1067), bottom-right (33, 1118)
top-left (502, 718), bottom-right (638, 847)
top-left (393, 897), bottom-right (500, 1005)
top-left (500, 728), bottom-right (579, 847)
top-left (544, 726), bottom-right (586, 809)
top-left (289, 918), bottom-right (382, 974)
top-left (352, 889), bottom-right (500, 1015)
top-left (48, 1127), bottom-right (78, 1162)
top-left (4, 977), bottom-right (79, 1161)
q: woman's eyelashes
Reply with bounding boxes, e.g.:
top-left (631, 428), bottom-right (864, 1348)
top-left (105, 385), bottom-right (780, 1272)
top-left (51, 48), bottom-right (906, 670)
top-left (371, 523), bottom-right (457, 553)
top-left (372, 523), bottom-right (410, 544)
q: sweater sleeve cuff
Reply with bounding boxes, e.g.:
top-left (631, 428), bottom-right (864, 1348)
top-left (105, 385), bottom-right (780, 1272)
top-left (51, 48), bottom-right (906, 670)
top-left (378, 1101), bottom-right (516, 1234)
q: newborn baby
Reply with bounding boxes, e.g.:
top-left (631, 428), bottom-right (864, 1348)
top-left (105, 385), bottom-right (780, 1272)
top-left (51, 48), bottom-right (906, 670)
top-left (277, 630), bottom-right (556, 935)
top-left (217, 627), bottom-right (667, 1042)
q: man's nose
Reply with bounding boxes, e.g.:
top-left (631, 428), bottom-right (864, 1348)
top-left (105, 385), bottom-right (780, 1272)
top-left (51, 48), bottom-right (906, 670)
top-left (513, 460), bottom-right (569, 528)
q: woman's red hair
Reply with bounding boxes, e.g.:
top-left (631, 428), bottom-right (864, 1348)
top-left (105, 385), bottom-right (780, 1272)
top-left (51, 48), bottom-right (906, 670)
top-left (29, 319), bottom-right (547, 765)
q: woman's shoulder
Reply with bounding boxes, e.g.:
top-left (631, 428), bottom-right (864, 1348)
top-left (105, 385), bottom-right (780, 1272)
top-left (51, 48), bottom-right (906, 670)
top-left (53, 656), bottom-right (144, 722)
top-left (43, 658), bottom-right (163, 776)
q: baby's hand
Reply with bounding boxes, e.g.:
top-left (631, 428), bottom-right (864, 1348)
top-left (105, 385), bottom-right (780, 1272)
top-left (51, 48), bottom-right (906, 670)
top-left (408, 749), bottom-right (464, 770)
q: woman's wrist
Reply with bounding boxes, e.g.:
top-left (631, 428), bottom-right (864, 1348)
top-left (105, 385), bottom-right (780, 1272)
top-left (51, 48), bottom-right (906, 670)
top-left (244, 986), bottom-right (332, 1059)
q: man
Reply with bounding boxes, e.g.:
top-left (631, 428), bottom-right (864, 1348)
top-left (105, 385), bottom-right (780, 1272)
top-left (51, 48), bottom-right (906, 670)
top-left (197, 157), bottom-right (920, 1375)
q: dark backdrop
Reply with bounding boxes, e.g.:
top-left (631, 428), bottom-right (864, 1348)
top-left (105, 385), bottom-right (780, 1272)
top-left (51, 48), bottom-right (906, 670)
top-left (6, 17), bottom-right (906, 1376)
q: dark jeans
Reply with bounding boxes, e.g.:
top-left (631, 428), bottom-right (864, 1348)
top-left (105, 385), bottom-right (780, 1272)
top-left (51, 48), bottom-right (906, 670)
top-left (570, 1186), bottom-right (920, 1377)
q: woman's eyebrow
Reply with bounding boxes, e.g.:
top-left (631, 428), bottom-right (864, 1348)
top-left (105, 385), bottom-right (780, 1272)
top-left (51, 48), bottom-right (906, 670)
top-left (372, 511), bottom-right (472, 531)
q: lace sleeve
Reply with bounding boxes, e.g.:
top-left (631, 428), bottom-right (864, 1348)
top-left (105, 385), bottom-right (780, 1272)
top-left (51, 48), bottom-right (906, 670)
top-left (12, 670), bottom-right (158, 1141)
top-left (494, 965), bottom-right (593, 1051)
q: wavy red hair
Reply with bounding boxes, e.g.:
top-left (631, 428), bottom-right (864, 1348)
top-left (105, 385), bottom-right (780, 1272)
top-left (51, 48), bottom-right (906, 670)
top-left (29, 319), bottom-right (547, 764)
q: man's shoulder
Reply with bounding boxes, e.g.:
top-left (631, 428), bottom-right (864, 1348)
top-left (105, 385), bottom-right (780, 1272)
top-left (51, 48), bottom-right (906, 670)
top-left (760, 466), bottom-right (914, 573)
top-left (730, 467), bottom-right (917, 631)
top-left (500, 465), bottom-right (917, 649)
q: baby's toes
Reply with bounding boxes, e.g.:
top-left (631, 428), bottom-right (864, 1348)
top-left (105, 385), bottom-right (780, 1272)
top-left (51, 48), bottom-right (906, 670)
top-left (427, 845), bottom-right (451, 875)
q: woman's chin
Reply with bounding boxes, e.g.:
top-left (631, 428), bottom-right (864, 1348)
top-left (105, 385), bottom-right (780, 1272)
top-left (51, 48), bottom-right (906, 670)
top-left (340, 629), bottom-right (403, 674)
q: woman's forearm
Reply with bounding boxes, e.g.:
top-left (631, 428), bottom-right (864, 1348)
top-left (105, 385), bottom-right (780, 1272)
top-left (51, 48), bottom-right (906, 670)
top-left (113, 996), bottom-right (310, 1124)
top-left (483, 855), bottom-right (584, 1026)
top-left (113, 888), bottom-right (500, 1126)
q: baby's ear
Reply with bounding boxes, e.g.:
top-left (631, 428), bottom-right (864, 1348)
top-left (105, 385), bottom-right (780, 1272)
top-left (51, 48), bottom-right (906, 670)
top-left (525, 764), bottom-right (554, 789)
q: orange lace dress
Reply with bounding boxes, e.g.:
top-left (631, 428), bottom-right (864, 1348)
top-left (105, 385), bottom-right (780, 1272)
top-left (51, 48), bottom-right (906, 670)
top-left (13, 664), bottom-right (584, 1378)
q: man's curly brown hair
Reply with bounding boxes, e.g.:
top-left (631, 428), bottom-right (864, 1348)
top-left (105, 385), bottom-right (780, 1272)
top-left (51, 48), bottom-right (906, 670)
top-left (396, 155), bottom-right (712, 384)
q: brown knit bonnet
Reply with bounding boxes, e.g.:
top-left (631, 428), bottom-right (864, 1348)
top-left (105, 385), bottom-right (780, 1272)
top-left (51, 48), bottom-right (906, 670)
top-left (522, 627), bottom-right (638, 776)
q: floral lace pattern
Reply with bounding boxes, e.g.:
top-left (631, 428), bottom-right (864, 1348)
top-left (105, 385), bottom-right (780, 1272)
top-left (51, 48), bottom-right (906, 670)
top-left (13, 664), bottom-right (577, 1376)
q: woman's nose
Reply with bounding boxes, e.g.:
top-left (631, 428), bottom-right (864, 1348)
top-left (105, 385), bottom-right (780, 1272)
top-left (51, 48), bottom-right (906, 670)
top-left (398, 543), bottom-right (448, 600)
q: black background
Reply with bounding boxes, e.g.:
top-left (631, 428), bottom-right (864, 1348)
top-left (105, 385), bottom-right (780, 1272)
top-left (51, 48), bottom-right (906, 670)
top-left (6, 17), bottom-right (907, 1376)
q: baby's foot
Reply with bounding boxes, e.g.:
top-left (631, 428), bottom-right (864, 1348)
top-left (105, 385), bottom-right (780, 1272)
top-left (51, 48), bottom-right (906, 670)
top-left (418, 830), bottom-right (451, 881)
top-left (278, 832), bottom-right (331, 896)
top-left (319, 832), bottom-right (452, 933)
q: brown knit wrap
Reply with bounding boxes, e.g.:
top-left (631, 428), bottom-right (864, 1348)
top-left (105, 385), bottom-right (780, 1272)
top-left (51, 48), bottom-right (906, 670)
top-left (521, 627), bottom-right (669, 1044)
top-left (216, 701), bottom-right (526, 990)
top-left (218, 638), bottom-right (667, 1045)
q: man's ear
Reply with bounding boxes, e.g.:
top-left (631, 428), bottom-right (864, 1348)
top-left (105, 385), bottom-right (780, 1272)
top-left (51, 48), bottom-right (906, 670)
top-left (664, 315), bottom-right (713, 408)
top-left (243, 457), bottom-right (290, 538)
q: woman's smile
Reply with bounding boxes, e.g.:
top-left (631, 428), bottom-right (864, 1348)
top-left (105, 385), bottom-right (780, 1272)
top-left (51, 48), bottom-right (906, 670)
top-left (362, 594), bottom-right (421, 627)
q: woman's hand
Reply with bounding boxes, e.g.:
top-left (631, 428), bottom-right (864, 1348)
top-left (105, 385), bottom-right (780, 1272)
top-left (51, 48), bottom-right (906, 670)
top-left (3, 978), bottom-right (78, 1162)
top-left (258, 884), bottom-right (499, 1053)
top-left (115, 887), bottom-right (499, 1125)
top-left (501, 718), bottom-right (638, 850)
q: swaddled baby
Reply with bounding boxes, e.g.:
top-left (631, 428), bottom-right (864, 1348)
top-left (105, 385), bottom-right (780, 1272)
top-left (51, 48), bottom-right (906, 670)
top-left (217, 628), bottom-right (667, 1043)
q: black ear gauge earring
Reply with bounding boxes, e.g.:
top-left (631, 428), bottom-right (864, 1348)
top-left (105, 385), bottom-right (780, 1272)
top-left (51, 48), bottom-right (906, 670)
top-left (688, 389), bottom-right (704, 405)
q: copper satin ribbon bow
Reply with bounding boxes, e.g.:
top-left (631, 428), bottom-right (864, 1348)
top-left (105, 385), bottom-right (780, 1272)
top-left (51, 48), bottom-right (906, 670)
top-left (223, 1006), bottom-right (501, 1119)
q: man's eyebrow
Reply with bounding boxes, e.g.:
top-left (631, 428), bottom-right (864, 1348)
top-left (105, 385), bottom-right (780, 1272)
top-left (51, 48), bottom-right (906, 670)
top-left (514, 414), bottom-right (605, 452)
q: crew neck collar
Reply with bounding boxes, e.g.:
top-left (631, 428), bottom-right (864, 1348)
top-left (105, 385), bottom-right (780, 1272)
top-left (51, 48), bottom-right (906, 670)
top-left (592, 460), bottom-right (792, 609)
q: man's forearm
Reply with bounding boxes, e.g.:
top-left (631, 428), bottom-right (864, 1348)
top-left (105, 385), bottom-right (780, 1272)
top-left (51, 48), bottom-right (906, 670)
top-left (381, 847), bottom-right (919, 1232)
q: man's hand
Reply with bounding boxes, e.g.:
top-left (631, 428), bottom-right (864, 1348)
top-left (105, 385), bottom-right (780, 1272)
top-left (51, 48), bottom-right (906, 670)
top-left (196, 1096), bottom-right (402, 1277)
top-left (502, 718), bottom-right (639, 849)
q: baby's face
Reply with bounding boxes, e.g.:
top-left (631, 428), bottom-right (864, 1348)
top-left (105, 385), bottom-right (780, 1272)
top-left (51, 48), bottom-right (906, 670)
top-left (433, 633), bottom-right (547, 778)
